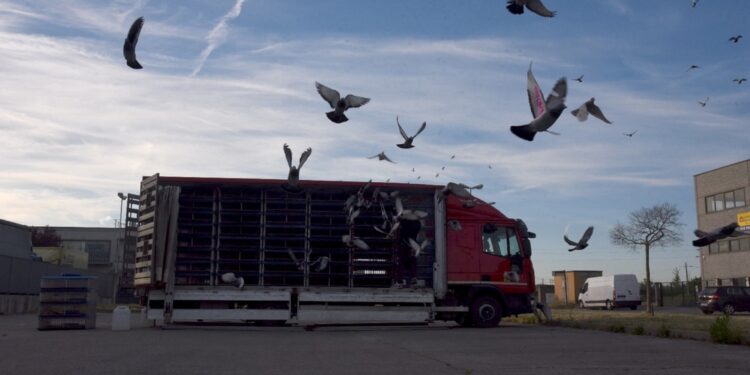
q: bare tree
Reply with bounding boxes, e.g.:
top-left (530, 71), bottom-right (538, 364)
top-left (610, 203), bottom-right (683, 315)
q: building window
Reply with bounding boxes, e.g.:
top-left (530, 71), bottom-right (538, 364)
top-left (740, 238), bottom-right (750, 252)
top-left (708, 242), bottom-right (718, 254)
top-left (61, 240), bottom-right (111, 265)
top-left (719, 241), bottom-right (730, 253)
top-left (705, 188), bottom-right (746, 213)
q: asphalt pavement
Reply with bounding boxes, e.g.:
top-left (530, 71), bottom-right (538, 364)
top-left (1, 312), bottom-right (749, 375)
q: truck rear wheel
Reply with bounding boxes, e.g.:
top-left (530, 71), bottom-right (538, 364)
top-left (470, 296), bottom-right (502, 328)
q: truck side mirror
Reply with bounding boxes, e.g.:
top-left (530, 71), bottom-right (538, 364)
top-left (522, 238), bottom-right (531, 257)
top-left (527, 231), bottom-right (536, 239)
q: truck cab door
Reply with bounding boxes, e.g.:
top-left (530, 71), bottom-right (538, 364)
top-left (479, 224), bottom-right (527, 286)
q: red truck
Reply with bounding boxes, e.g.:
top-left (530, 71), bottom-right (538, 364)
top-left (136, 174), bottom-right (539, 327)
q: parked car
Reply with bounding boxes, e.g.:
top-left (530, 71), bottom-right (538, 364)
top-left (698, 286), bottom-right (750, 315)
top-left (578, 274), bottom-right (641, 310)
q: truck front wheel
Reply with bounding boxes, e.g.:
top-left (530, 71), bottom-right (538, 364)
top-left (470, 296), bottom-right (502, 328)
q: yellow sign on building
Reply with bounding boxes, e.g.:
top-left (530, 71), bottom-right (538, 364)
top-left (738, 211), bottom-right (750, 227)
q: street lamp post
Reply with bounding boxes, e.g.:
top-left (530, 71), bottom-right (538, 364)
top-left (115, 192), bottom-right (126, 304)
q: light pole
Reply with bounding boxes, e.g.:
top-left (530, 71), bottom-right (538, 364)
top-left (114, 192), bottom-right (127, 304)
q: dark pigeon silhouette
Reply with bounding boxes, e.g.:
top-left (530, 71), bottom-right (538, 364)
top-left (693, 222), bottom-right (741, 247)
top-left (396, 116), bottom-right (427, 149)
top-left (123, 17), bottom-right (144, 69)
top-left (564, 226), bottom-right (594, 251)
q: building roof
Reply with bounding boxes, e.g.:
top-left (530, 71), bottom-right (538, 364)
top-left (0, 218), bottom-right (28, 230)
top-left (693, 159), bottom-right (750, 177)
top-left (552, 270), bottom-right (603, 275)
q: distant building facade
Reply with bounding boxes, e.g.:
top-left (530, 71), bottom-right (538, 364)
top-left (694, 159), bottom-right (750, 287)
top-left (552, 270), bottom-right (603, 305)
top-left (0, 218), bottom-right (33, 259)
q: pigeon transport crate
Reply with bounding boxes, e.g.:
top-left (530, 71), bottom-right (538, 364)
top-left (38, 275), bottom-right (97, 330)
top-left (136, 174), bottom-right (443, 324)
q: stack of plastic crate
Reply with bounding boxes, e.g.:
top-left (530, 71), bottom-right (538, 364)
top-left (38, 275), bottom-right (97, 330)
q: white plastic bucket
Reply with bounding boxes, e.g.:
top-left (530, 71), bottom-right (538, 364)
top-left (112, 305), bottom-right (131, 331)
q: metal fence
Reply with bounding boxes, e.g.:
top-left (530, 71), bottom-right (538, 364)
top-left (645, 281), bottom-right (701, 307)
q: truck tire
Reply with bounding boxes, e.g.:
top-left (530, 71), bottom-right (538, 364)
top-left (470, 296), bottom-right (502, 328)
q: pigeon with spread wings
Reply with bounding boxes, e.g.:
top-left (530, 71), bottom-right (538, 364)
top-left (315, 82), bottom-right (370, 123)
top-left (123, 17), bottom-right (145, 69)
top-left (564, 226), bottom-right (594, 252)
top-left (368, 151), bottom-right (396, 163)
top-left (283, 144), bottom-right (312, 192)
top-left (506, 0), bottom-right (556, 17)
top-left (396, 117), bottom-right (427, 149)
top-left (571, 98), bottom-right (612, 124)
top-left (693, 223), bottom-right (743, 247)
top-left (510, 63), bottom-right (567, 141)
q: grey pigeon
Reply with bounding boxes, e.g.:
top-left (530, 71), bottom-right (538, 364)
top-left (623, 130), bottom-right (637, 137)
top-left (123, 17), bottom-right (144, 69)
top-left (342, 234), bottom-right (370, 250)
top-left (571, 98), bottom-right (612, 124)
top-left (729, 35), bottom-right (742, 43)
top-left (687, 65), bottom-right (700, 72)
top-left (368, 151), bottom-right (396, 163)
top-left (396, 116), bottom-right (427, 149)
top-left (506, 0), bottom-right (556, 17)
top-left (692, 0), bottom-right (699, 7)
top-left (283, 143), bottom-right (312, 192)
top-left (693, 222), bottom-right (741, 247)
top-left (315, 82), bottom-right (370, 123)
top-left (510, 64), bottom-right (567, 141)
top-left (734, 78), bottom-right (747, 84)
top-left (451, 155), bottom-right (456, 159)
top-left (698, 97), bottom-right (709, 107)
top-left (564, 226), bottom-right (594, 251)
top-left (574, 75), bottom-right (584, 83)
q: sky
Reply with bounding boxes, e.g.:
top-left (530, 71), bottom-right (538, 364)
top-left (0, 0), bottom-right (748, 283)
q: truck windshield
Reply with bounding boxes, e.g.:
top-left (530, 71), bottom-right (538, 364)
top-left (482, 226), bottom-right (521, 258)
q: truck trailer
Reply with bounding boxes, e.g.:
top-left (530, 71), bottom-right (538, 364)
top-left (135, 174), bottom-right (538, 327)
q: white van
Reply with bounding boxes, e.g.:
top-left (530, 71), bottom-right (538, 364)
top-left (577, 274), bottom-right (641, 310)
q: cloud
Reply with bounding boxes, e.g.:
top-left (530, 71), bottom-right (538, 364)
top-left (191, 0), bottom-right (245, 76)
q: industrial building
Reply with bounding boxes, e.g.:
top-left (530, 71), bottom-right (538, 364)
top-left (694, 159), bottom-right (750, 287)
top-left (551, 270), bottom-right (603, 305)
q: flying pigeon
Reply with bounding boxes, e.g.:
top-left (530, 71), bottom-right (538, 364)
top-left (698, 97), bottom-right (709, 107)
top-left (574, 75), bottom-right (584, 83)
top-left (692, 0), bottom-right (699, 7)
top-left (309, 256), bottom-right (329, 272)
top-left (368, 151), bottom-right (396, 163)
top-left (435, 173), bottom-right (440, 178)
top-left (564, 226), bottom-right (594, 251)
top-left (571, 98), bottom-right (612, 124)
top-left (729, 35), bottom-right (742, 43)
top-left (510, 64), bottom-right (567, 141)
top-left (505, 0), bottom-right (556, 17)
top-left (396, 117), bottom-right (427, 149)
top-left (342, 234), bottom-right (370, 250)
top-left (123, 17), bottom-right (144, 69)
top-left (687, 65), bottom-right (700, 72)
top-left (451, 155), bottom-right (456, 159)
top-left (733, 78), bottom-right (747, 84)
top-left (407, 238), bottom-right (430, 257)
top-left (315, 82), bottom-right (370, 123)
top-left (283, 143), bottom-right (312, 192)
top-left (693, 222), bottom-right (743, 247)
top-left (220, 272), bottom-right (245, 290)
top-left (623, 130), bottom-right (638, 137)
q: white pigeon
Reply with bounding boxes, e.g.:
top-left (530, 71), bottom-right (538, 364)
top-left (396, 116), bottom-right (427, 149)
top-left (309, 256), bottom-right (330, 272)
top-left (368, 151), bottom-right (396, 163)
top-left (283, 144), bottom-right (312, 192)
top-left (315, 82), bottom-right (370, 123)
top-left (510, 63), bottom-right (567, 141)
top-left (505, 0), bottom-right (556, 17)
top-left (408, 238), bottom-right (430, 257)
top-left (342, 235), bottom-right (370, 250)
top-left (571, 98), bottom-right (612, 124)
top-left (123, 17), bottom-right (144, 69)
top-left (220, 272), bottom-right (245, 290)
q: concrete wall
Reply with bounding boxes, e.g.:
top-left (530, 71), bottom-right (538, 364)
top-left (694, 160), bottom-right (750, 285)
top-left (0, 254), bottom-right (112, 314)
top-left (0, 219), bottom-right (32, 259)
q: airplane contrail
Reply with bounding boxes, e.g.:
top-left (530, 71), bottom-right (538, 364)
top-left (191, 0), bottom-right (246, 77)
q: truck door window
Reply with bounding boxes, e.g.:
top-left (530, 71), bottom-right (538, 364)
top-left (482, 225), bottom-right (519, 257)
